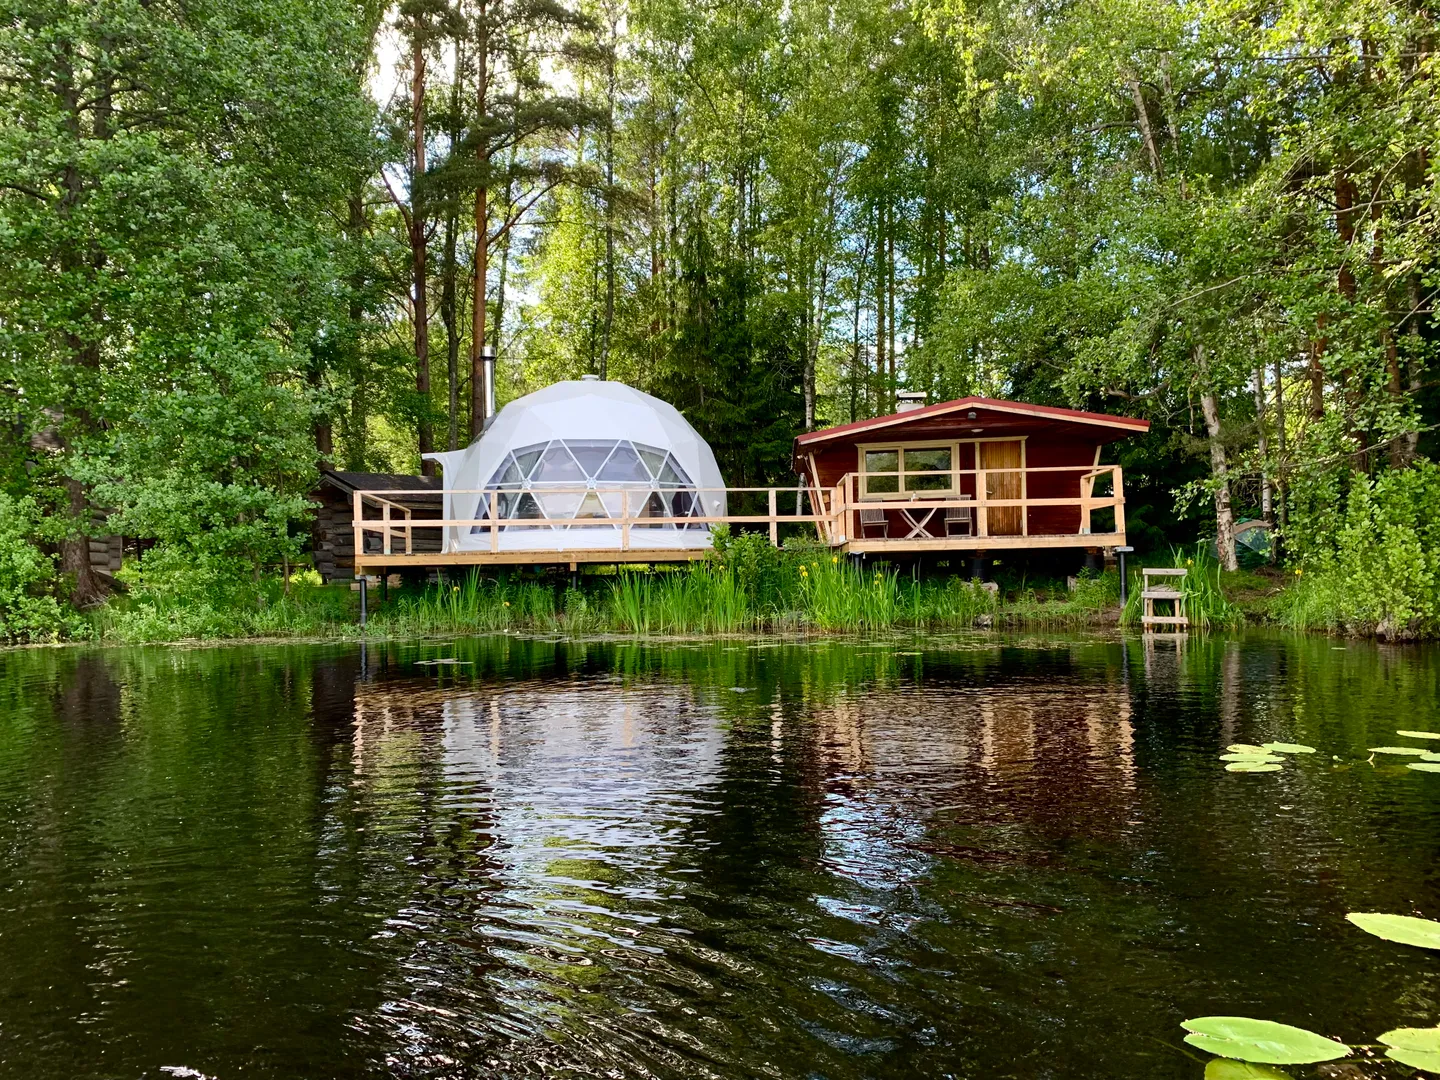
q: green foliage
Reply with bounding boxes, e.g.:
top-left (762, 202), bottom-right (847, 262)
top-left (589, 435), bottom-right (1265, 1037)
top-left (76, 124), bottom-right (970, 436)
top-left (1180, 1017), bottom-right (1350, 1065)
top-left (98, 551), bottom-right (356, 642)
top-left (1345, 913), bottom-right (1440, 952)
top-left (1280, 462), bottom-right (1440, 638)
top-left (0, 493), bottom-right (79, 642)
top-left (1377, 1028), bottom-right (1440, 1073)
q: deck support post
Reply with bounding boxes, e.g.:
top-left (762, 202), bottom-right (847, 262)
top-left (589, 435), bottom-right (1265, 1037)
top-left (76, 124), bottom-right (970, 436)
top-left (969, 554), bottom-right (989, 582)
top-left (358, 574), bottom-right (368, 626)
top-left (1116, 546), bottom-right (1134, 604)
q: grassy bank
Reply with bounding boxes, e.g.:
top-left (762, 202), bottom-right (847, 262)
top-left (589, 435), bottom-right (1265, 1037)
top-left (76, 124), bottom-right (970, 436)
top-left (5, 531), bottom-right (1342, 647)
top-left (80, 532), bottom-right (1135, 644)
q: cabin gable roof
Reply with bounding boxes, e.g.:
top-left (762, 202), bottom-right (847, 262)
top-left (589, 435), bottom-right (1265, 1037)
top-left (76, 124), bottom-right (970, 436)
top-left (794, 396), bottom-right (1148, 462)
top-left (317, 469), bottom-right (443, 495)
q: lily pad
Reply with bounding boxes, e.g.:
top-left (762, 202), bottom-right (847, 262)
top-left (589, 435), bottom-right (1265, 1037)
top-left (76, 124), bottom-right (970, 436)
top-left (1397, 730), bottom-right (1440, 740)
top-left (1346, 912), bottom-right (1440, 950)
top-left (1261, 742), bottom-right (1316, 754)
top-left (1204, 1061), bottom-right (1293, 1080)
top-left (1408, 762), bottom-right (1440, 773)
top-left (1226, 762), bottom-right (1283, 772)
top-left (1227, 744), bottom-right (1269, 754)
top-left (1181, 1017), bottom-right (1350, 1064)
top-left (1221, 753), bottom-right (1284, 763)
top-left (1370, 746), bottom-right (1430, 755)
top-left (1378, 1027), bottom-right (1440, 1073)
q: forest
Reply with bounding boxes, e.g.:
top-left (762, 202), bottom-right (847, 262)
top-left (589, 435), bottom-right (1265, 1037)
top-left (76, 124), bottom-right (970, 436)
top-left (2, 0), bottom-right (1438, 639)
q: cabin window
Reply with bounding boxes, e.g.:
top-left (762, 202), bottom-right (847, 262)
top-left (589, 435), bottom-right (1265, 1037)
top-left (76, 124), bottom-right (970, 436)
top-left (860, 445), bottom-right (956, 498)
top-left (862, 450), bottom-right (900, 494)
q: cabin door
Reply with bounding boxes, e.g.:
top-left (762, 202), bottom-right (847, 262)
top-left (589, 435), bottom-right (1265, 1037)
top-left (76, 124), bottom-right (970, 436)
top-left (980, 440), bottom-right (1023, 536)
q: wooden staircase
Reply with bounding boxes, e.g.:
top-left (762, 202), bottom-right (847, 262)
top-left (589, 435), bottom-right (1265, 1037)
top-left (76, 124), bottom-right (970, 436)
top-left (1141, 567), bottom-right (1189, 631)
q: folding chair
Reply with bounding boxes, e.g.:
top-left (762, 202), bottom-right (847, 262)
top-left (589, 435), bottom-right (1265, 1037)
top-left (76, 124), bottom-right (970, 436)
top-left (944, 496), bottom-right (974, 537)
top-left (859, 507), bottom-right (888, 538)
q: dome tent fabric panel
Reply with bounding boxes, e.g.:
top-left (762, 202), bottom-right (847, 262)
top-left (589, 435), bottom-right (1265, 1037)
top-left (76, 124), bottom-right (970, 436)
top-left (423, 378), bottom-right (727, 552)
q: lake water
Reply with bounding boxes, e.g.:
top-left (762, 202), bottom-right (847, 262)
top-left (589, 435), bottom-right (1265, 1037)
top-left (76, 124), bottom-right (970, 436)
top-left (2, 632), bottom-right (1439, 1079)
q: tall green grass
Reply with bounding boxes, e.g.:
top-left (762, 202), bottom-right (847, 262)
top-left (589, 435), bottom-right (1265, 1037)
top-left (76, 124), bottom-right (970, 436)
top-left (93, 534), bottom-right (1225, 644)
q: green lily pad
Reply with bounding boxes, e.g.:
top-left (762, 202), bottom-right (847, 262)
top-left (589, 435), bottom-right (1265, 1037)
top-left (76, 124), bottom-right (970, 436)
top-left (1226, 761), bottom-right (1283, 772)
top-left (1204, 1060), bottom-right (1293, 1080)
top-left (1227, 744), bottom-right (1268, 754)
top-left (1261, 742), bottom-right (1316, 754)
top-left (1397, 730), bottom-right (1440, 740)
top-left (1408, 762), bottom-right (1440, 773)
top-left (1423, 752), bottom-right (1440, 762)
top-left (1181, 1017), bottom-right (1350, 1064)
top-left (1370, 746), bottom-right (1430, 755)
top-left (1346, 912), bottom-right (1440, 950)
top-left (1221, 753), bottom-right (1285, 763)
top-left (1378, 1027), bottom-right (1440, 1073)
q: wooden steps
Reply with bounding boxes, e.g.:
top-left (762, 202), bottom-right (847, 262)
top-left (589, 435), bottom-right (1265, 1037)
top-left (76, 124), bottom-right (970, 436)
top-left (1141, 567), bottom-right (1188, 631)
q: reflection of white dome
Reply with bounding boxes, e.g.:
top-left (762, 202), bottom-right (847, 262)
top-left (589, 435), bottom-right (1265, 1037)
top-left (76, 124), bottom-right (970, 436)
top-left (423, 378), bottom-right (727, 552)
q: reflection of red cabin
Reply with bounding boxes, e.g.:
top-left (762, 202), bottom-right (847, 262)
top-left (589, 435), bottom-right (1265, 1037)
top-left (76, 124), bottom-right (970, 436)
top-left (793, 396), bottom-right (1149, 553)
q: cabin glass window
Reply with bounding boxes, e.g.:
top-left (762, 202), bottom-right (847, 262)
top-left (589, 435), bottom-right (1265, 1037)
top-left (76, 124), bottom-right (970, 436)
top-left (861, 446), bottom-right (956, 497)
top-left (863, 450), bottom-right (900, 494)
top-left (480, 438), bottom-right (700, 531)
top-left (905, 447), bottom-right (952, 491)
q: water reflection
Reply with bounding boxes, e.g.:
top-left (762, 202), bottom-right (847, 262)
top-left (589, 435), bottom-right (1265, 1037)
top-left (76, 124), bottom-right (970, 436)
top-left (0, 634), bottom-right (1438, 1079)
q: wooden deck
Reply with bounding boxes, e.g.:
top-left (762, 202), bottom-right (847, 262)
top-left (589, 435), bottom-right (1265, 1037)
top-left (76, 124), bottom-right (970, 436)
top-left (350, 464), bottom-right (1126, 573)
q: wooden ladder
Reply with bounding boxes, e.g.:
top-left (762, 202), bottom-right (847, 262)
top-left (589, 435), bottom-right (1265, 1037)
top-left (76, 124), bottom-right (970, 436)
top-left (1141, 567), bottom-right (1188, 631)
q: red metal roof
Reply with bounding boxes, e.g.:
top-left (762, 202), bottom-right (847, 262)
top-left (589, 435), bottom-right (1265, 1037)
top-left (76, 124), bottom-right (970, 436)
top-left (795, 396), bottom-right (1150, 447)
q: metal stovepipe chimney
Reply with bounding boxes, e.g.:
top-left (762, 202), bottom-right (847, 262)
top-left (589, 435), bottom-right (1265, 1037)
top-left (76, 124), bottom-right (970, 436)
top-left (481, 345), bottom-right (497, 430)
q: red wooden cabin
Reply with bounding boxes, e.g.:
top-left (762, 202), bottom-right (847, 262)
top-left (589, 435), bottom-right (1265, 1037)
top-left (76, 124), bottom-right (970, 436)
top-left (794, 395), bottom-right (1149, 554)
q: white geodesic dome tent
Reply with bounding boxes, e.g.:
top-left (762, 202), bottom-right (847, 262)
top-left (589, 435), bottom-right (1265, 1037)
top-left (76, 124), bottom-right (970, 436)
top-left (422, 377), bottom-right (727, 552)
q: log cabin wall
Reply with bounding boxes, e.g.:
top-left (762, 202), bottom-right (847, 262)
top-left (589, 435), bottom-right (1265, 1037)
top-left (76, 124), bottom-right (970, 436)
top-left (311, 472), bottom-right (443, 581)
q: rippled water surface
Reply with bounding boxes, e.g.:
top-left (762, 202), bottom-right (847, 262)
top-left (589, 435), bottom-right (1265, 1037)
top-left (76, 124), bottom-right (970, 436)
top-left (3, 633), bottom-right (1440, 1078)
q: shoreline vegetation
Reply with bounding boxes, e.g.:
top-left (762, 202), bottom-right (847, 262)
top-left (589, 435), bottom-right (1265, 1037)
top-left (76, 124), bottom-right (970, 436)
top-left (27, 532), bottom-right (1333, 648)
top-left (6, 514), bottom-right (1437, 646)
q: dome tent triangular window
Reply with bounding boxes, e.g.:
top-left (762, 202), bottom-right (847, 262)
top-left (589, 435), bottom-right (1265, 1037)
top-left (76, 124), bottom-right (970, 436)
top-left (424, 379), bottom-right (727, 554)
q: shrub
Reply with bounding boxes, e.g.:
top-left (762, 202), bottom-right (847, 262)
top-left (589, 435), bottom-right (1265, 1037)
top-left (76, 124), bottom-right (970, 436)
top-left (0, 493), bottom-right (80, 642)
top-left (1280, 462), bottom-right (1440, 638)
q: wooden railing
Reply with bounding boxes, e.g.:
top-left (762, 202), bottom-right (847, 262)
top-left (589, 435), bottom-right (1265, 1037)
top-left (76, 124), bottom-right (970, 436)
top-left (349, 463), bottom-right (1124, 564)
top-left (351, 486), bottom-right (821, 559)
top-left (817, 463), bottom-right (1124, 544)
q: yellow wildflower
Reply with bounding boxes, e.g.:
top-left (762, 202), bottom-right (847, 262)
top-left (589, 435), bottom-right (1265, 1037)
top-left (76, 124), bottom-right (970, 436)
top-left (503, 600), bottom-right (511, 606)
top-left (831, 556), bottom-right (838, 564)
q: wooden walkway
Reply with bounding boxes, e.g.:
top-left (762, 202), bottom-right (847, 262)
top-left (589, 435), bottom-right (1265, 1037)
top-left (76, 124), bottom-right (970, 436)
top-left (350, 464), bottom-right (1128, 574)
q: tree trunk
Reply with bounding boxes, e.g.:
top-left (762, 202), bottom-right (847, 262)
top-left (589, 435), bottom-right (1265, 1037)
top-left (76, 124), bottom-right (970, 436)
top-left (874, 205), bottom-right (885, 412)
top-left (345, 190), bottom-right (369, 471)
top-left (1197, 346), bottom-right (1237, 572)
top-left (1308, 318), bottom-right (1326, 420)
top-left (468, 5), bottom-right (491, 440)
top-left (1128, 76), bottom-right (1163, 179)
top-left (600, 16), bottom-right (617, 381)
top-left (1254, 366), bottom-right (1271, 527)
top-left (410, 20), bottom-right (434, 475)
top-left (1273, 352), bottom-right (1288, 545)
top-left (886, 224), bottom-right (896, 407)
top-left (54, 41), bottom-right (107, 607)
top-left (443, 42), bottom-right (462, 452)
top-left (849, 231), bottom-right (868, 423)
